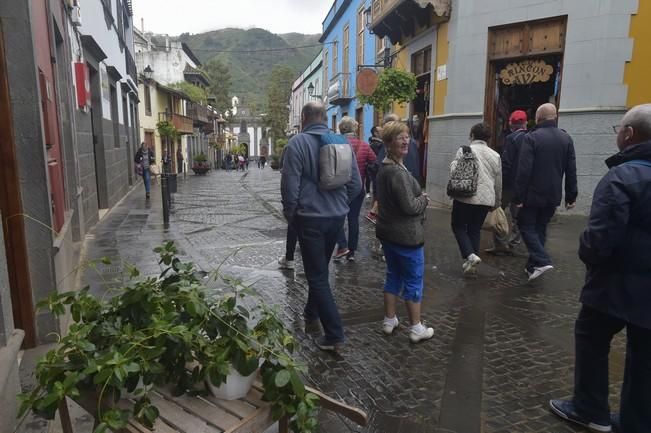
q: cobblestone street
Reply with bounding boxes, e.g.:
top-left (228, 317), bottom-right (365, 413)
top-left (79, 168), bottom-right (626, 433)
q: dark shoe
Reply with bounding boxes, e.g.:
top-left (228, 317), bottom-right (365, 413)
top-left (365, 212), bottom-right (377, 224)
top-left (346, 253), bottom-right (355, 262)
top-left (146, 192), bottom-right (150, 199)
top-left (315, 336), bottom-right (343, 352)
top-left (304, 319), bottom-right (321, 334)
top-left (484, 246), bottom-right (513, 255)
top-left (549, 399), bottom-right (611, 432)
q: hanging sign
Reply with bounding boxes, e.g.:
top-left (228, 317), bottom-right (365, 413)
top-left (499, 60), bottom-right (554, 86)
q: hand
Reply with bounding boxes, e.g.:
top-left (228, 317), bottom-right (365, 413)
top-left (515, 203), bottom-right (524, 208)
top-left (422, 193), bottom-right (430, 202)
top-left (566, 202), bottom-right (576, 210)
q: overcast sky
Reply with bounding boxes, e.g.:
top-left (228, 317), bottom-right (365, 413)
top-left (133, 0), bottom-right (332, 36)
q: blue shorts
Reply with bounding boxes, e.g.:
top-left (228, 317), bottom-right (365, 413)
top-left (381, 240), bottom-right (424, 303)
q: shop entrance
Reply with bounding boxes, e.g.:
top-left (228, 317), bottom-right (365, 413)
top-left (491, 55), bottom-right (562, 149)
top-left (484, 16), bottom-right (567, 149)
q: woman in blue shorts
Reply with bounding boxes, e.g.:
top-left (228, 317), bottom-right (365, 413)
top-left (375, 121), bottom-right (434, 343)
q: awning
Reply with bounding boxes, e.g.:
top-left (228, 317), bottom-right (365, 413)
top-left (370, 0), bottom-right (450, 45)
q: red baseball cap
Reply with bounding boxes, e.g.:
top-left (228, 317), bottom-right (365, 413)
top-left (509, 110), bottom-right (527, 123)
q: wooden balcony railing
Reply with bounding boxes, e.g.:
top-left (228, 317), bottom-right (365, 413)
top-left (159, 112), bottom-right (194, 134)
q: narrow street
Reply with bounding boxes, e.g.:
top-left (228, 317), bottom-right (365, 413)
top-left (75, 169), bottom-right (624, 433)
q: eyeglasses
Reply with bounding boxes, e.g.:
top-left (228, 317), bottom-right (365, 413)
top-left (612, 125), bottom-right (630, 134)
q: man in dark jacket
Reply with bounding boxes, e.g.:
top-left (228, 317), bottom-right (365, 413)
top-left (550, 104), bottom-right (651, 433)
top-left (281, 101), bottom-right (362, 352)
top-left (514, 103), bottom-right (577, 280)
top-left (486, 110), bottom-right (527, 254)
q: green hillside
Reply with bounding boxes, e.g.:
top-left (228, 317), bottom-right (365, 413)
top-left (179, 28), bottom-right (321, 109)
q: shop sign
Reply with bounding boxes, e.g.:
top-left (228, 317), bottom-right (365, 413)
top-left (499, 60), bottom-right (553, 86)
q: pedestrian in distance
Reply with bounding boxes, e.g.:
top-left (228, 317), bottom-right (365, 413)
top-left (366, 113), bottom-right (421, 224)
top-left (134, 142), bottom-right (155, 199)
top-left (485, 110), bottom-right (527, 255)
top-left (333, 116), bottom-right (376, 262)
top-left (549, 103), bottom-right (651, 433)
top-left (365, 125), bottom-right (385, 224)
top-left (449, 123), bottom-right (502, 275)
top-left (280, 101), bottom-right (362, 352)
top-left (514, 103), bottom-right (577, 281)
top-left (375, 120), bottom-right (433, 343)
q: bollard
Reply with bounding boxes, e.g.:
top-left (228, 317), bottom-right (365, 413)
top-left (161, 173), bottom-right (169, 229)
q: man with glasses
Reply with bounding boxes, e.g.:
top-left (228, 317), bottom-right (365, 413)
top-left (514, 103), bottom-right (577, 281)
top-left (550, 103), bottom-right (651, 433)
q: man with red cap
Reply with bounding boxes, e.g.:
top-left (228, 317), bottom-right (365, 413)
top-left (485, 109), bottom-right (528, 254)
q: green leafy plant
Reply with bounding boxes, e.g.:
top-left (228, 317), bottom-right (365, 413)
top-left (18, 242), bottom-right (319, 433)
top-left (358, 68), bottom-right (417, 112)
top-left (156, 120), bottom-right (179, 140)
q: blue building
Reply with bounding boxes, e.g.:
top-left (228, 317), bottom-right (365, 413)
top-left (320, 0), bottom-right (381, 141)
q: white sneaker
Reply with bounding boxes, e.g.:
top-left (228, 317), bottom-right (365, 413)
top-left (382, 316), bottom-right (399, 335)
top-left (278, 256), bottom-right (294, 270)
top-left (409, 323), bottom-right (434, 343)
top-left (462, 254), bottom-right (481, 274)
top-left (528, 265), bottom-right (553, 281)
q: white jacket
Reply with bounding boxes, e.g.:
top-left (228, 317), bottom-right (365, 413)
top-left (450, 140), bottom-right (502, 207)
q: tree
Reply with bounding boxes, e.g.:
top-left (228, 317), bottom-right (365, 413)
top-left (202, 58), bottom-right (232, 114)
top-left (171, 81), bottom-right (208, 104)
top-left (265, 65), bottom-right (295, 144)
top-left (358, 68), bottom-right (417, 112)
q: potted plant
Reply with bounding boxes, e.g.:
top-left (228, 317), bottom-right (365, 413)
top-left (18, 242), bottom-right (319, 433)
top-left (192, 152), bottom-right (210, 175)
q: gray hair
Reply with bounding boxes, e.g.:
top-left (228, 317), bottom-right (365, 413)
top-left (338, 116), bottom-right (358, 135)
top-left (382, 113), bottom-right (400, 125)
top-left (301, 101), bottom-right (327, 124)
top-left (623, 103), bottom-right (651, 141)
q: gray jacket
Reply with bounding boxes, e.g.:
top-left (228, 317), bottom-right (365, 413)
top-left (376, 158), bottom-right (428, 247)
top-left (281, 123), bottom-right (362, 221)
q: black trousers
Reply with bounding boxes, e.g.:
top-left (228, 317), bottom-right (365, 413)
top-left (451, 200), bottom-right (490, 259)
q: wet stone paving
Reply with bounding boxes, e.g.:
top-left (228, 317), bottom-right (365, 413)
top-left (80, 168), bottom-right (626, 433)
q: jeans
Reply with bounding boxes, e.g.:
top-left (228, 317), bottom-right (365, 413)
top-left (381, 240), bottom-right (424, 303)
top-left (142, 168), bottom-right (151, 193)
top-left (517, 206), bottom-right (555, 270)
top-left (295, 215), bottom-right (346, 344)
top-left (285, 223), bottom-right (298, 261)
top-left (451, 200), bottom-right (491, 259)
top-left (573, 305), bottom-right (651, 432)
top-left (336, 191), bottom-right (366, 253)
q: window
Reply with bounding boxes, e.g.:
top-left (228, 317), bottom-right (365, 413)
top-left (376, 36), bottom-right (389, 63)
top-left (357, 7), bottom-right (365, 66)
top-left (332, 40), bottom-right (338, 75)
top-left (324, 49), bottom-right (329, 85)
top-left (411, 46), bottom-right (432, 76)
top-left (144, 84), bottom-right (151, 116)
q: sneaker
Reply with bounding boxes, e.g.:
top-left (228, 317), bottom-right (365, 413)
top-left (146, 192), bottom-right (150, 199)
top-left (365, 193), bottom-right (371, 199)
top-left (462, 254), bottom-right (481, 274)
top-left (549, 399), bottom-right (611, 432)
top-left (277, 256), bottom-right (294, 270)
top-left (409, 323), bottom-right (434, 343)
top-left (346, 253), bottom-right (355, 262)
top-left (315, 336), bottom-right (343, 352)
top-left (333, 248), bottom-right (350, 261)
top-left (382, 316), bottom-right (399, 335)
top-left (528, 265), bottom-right (553, 281)
top-left (365, 212), bottom-right (377, 224)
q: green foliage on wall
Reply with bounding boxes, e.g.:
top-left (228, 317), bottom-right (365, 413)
top-left (358, 68), bottom-right (418, 112)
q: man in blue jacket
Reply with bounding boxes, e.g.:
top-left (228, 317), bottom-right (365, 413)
top-left (514, 103), bottom-right (577, 281)
top-left (281, 101), bottom-right (362, 352)
top-left (550, 104), bottom-right (651, 433)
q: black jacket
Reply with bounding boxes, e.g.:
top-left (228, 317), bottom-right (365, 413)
top-left (579, 141), bottom-right (651, 329)
top-left (514, 120), bottom-right (577, 207)
top-left (501, 129), bottom-right (527, 190)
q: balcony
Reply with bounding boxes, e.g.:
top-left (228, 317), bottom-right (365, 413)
top-left (327, 73), bottom-right (353, 106)
top-left (158, 112), bottom-right (194, 135)
top-left (208, 134), bottom-right (225, 148)
top-left (187, 102), bottom-right (210, 125)
top-left (370, 0), bottom-right (451, 44)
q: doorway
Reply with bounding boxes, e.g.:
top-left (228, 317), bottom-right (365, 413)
top-left (88, 64), bottom-right (108, 210)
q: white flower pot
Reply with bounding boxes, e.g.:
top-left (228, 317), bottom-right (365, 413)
top-left (206, 366), bottom-right (257, 400)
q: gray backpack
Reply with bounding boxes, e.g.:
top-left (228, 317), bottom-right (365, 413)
top-left (309, 132), bottom-right (354, 190)
top-left (447, 145), bottom-right (479, 198)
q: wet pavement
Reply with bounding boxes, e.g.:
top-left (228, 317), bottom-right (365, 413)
top-left (75, 168), bottom-right (626, 433)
